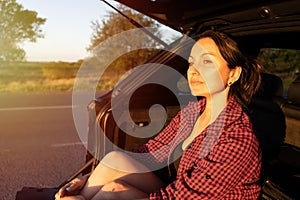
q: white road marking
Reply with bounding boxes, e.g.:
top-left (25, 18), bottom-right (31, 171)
top-left (1, 149), bottom-right (11, 153)
top-left (51, 142), bottom-right (86, 148)
top-left (0, 105), bottom-right (75, 111)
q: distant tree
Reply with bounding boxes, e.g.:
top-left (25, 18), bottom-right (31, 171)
top-left (258, 48), bottom-right (300, 73)
top-left (87, 4), bottom-right (162, 71)
top-left (0, 0), bottom-right (46, 61)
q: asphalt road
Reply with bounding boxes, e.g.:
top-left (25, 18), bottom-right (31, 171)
top-left (1, 91), bottom-right (299, 199)
top-left (0, 92), bottom-right (101, 200)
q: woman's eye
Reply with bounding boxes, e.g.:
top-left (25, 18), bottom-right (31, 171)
top-left (203, 59), bottom-right (212, 64)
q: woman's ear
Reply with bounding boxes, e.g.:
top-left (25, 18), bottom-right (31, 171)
top-left (229, 66), bottom-right (242, 83)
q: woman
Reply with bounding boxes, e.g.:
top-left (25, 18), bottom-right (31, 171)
top-left (56, 30), bottom-right (262, 199)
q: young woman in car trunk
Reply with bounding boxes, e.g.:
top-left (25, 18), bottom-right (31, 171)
top-left (56, 30), bottom-right (262, 200)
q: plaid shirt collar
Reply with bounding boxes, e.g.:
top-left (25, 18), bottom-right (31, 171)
top-left (172, 96), bottom-right (244, 157)
top-left (189, 96), bottom-right (243, 129)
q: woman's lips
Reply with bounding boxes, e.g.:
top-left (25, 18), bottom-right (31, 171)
top-left (189, 80), bottom-right (204, 85)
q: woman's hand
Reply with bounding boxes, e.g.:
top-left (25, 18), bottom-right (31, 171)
top-left (55, 175), bottom-right (89, 199)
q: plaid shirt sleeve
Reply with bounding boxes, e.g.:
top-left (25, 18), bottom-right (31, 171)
top-left (132, 110), bottom-right (183, 166)
top-left (150, 121), bottom-right (260, 199)
top-left (150, 116), bottom-right (262, 199)
top-left (133, 99), bottom-right (261, 199)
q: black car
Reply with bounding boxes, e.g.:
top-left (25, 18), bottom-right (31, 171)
top-left (16, 0), bottom-right (300, 199)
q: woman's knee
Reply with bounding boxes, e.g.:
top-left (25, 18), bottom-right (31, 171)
top-left (100, 151), bottom-right (149, 173)
top-left (88, 151), bottom-right (144, 186)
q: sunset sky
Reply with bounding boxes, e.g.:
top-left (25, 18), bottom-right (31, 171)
top-left (17, 0), bottom-right (118, 62)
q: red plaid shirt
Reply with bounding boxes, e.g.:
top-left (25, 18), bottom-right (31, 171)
top-left (134, 97), bottom-right (262, 199)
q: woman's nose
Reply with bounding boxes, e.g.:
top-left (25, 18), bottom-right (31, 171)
top-left (188, 65), bottom-right (199, 75)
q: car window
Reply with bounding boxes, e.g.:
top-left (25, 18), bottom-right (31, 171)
top-left (97, 28), bottom-right (183, 91)
top-left (257, 48), bottom-right (300, 99)
top-left (257, 48), bottom-right (300, 148)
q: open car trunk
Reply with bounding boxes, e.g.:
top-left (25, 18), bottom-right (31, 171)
top-left (16, 0), bottom-right (300, 199)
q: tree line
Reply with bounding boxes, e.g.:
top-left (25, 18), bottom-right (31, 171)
top-left (0, 0), bottom-right (45, 61)
top-left (0, 0), bottom-right (161, 72)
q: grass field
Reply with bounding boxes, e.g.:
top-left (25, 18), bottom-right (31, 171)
top-left (0, 61), bottom-right (125, 93)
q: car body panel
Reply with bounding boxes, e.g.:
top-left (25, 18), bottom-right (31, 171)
top-left (88, 1), bottom-right (300, 199)
top-left (15, 1), bottom-right (300, 199)
top-left (114, 0), bottom-right (300, 34)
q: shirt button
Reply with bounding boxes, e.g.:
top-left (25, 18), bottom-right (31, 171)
top-left (205, 174), bottom-right (211, 179)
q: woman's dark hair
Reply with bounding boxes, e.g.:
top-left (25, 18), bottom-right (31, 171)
top-left (197, 30), bottom-right (262, 107)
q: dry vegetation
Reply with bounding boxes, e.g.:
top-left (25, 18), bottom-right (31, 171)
top-left (0, 61), bottom-right (124, 93)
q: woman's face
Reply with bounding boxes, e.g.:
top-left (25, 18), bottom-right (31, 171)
top-left (187, 37), bottom-right (231, 97)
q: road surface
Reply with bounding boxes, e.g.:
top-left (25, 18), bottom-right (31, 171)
top-left (0, 92), bottom-right (100, 200)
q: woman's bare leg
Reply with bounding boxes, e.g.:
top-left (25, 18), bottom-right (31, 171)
top-left (80, 151), bottom-right (164, 200)
top-left (90, 179), bottom-right (149, 200)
